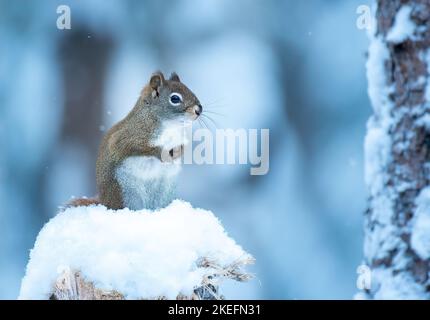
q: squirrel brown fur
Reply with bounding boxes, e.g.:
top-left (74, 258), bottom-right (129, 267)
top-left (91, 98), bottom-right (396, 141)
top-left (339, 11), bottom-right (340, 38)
top-left (67, 71), bottom-right (202, 210)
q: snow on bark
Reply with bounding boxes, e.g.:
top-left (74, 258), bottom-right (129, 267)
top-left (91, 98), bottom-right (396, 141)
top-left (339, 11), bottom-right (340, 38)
top-left (411, 187), bottom-right (430, 260)
top-left (386, 6), bottom-right (416, 43)
top-left (363, 0), bottom-right (430, 299)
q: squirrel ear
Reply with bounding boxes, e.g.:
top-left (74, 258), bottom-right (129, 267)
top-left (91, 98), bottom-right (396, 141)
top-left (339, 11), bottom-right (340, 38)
top-left (169, 72), bottom-right (181, 82)
top-left (149, 71), bottom-right (165, 91)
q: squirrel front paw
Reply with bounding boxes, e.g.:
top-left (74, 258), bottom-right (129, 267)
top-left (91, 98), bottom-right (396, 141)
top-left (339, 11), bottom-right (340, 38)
top-left (165, 145), bottom-right (183, 162)
top-left (170, 145), bottom-right (183, 159)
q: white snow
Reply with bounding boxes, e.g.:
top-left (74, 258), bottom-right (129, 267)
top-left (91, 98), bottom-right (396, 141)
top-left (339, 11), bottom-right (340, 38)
top-left (411, 188), bottom-right (430, 260)
top-left (364, 223), bottom-right (402, 261)
top-left (364, 28), bottom-right (393, 197)
top-left (372, 269), bottom-right (427, 300)
top-left (364, 22), bottom-right (394, 225)
top-left (364, 123), bottom-right (391, 193)
top-left (366, 32), bottom-right (391, 119)
top-left (425, 50), bottom-right (430, 103)
top-left (386, 6), bottom-right (415, 44)
top-left (18, 200), bottom-right (252, 300)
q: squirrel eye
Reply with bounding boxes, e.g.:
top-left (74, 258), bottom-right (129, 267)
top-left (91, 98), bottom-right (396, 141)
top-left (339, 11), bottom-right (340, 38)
top-left (169, 93), bottom-right (182, 106)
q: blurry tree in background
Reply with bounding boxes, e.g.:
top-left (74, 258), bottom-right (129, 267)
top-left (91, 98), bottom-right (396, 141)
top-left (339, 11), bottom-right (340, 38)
top-left (43, 28), bottom-right (113, 219)
top-left (363, 0), bottom-right (430, 299)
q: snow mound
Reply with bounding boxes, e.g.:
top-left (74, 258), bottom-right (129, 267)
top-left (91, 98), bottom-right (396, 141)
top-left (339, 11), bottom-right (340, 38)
top-left (19, 200), bottom-right (253, 300)
top-left (411, 188), bottom-right (430, 260)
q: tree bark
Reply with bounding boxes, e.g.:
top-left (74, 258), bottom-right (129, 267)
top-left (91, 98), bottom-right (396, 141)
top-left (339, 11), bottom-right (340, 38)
top-left (48, 257), bottom-right (254, 300)
top-left (363, 0), bottom-right (430, 299)
top-left (50, 269), bottom-right (218, 300)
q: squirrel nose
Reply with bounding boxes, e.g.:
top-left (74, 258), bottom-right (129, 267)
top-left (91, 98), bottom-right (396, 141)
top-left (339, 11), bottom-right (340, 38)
top-left (194, 104), bottom-right (202, 116)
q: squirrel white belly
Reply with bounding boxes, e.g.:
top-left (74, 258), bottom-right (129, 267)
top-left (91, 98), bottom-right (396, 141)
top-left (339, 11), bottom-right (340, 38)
top-left (68, 71), bottom-right (202, 210)
top-left (115, 156), bottom-right (181, 210)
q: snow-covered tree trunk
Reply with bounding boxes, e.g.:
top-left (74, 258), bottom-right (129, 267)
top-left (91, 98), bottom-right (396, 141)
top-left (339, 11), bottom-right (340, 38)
top-left (363, 0), bottom-right (430, 299)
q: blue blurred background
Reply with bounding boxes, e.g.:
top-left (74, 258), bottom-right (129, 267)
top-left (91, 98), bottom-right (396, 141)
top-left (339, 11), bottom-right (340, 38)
top-left (0, 0), bottom-right (372, 299)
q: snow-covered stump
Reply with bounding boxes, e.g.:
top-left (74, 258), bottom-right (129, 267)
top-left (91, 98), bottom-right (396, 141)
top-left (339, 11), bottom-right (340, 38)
top-left (362, 1), bottom-right (430, 299)
top-left (18, 200), bottom-right (254, 300)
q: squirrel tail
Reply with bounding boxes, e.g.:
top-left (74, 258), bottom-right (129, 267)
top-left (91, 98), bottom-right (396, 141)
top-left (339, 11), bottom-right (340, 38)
top-left (66, 197), bottom-right (101, 208)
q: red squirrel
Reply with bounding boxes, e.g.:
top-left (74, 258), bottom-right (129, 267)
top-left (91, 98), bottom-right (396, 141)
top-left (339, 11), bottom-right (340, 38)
top-left (69, 71), bottom-right (202, 210)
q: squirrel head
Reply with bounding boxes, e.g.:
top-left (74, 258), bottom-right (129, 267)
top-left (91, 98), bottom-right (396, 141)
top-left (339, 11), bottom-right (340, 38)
top-left (141, 71), bottom-right (202, 121)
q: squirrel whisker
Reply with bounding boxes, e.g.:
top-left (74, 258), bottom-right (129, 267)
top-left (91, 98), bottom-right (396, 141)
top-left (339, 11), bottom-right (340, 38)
top-left (203, 110), bottom-right (226, 117)
top-left (201, 114), bottom-right (219, 130)
top-left (199, 117), bottom-right (210, 130)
